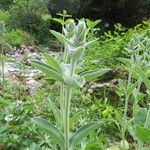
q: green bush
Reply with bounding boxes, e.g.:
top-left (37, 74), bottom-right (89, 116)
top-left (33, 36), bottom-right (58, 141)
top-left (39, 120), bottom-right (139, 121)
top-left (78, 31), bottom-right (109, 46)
top-left (85, 23), bottom-right (146, 69)
top-left (5, 29), bottom-right (26, 47)
top-left (7, 1), bottom-right (51, 44)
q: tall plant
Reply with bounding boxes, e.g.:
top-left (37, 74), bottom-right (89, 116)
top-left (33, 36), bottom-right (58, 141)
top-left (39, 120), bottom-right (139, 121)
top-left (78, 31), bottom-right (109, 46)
top-left (0, 21), bottom-right (5, 92)
top-left (118, 33), bottom-right (150, 150)
top-left (32, 20), bottom-right (110, 150)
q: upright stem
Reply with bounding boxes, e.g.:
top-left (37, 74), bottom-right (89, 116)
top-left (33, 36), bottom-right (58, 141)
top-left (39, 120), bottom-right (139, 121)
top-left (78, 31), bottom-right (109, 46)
top-left (60, 45), bottom-right (69, 130)
top-left (1, 26), bottom-right (4, 92)
top-left (63, 46), bottom-right (68, 63)
top-left (61, 16), bottom-right (65, 53)
top-left (2, 45), bottom-right (4, 91)
top-left (64, 87), bottom-right (72, 150)
top-left (64, 59), bottom-right (76, 150)
top-left (122, 70), bottom-right (132, 149)
top-left (60, 84), bottom-right (65, 130)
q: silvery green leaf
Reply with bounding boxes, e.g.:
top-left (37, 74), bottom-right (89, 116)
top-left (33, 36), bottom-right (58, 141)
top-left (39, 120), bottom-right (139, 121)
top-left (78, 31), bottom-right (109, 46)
top-left (66, 20), bottom-right (76, 32)
top-left (80, 68), bottom-right (111, 82)
top-left (72, 46), bottom-right (85, 61)
top-left (136, 67), bottom-right (150, 92)
top-left (118, 79), bottom-right (127, 93)
top-left (61, 64), bottom-right (71, 77)
top-left (76, 21), bottom-right (86, 35)
top-left (134, 107), bottom-right (148, 127)
top-left (41, 53), bottom-right (62, 73)
top-left (31, 61), bottom-right (64, 82)
top-left (75, 66), bottom-right (84, 74)
top-left (47, 98), bottom-right (62, 127)
top-left (128, 125), bottom-right (137, 141)
top-left (50, 30), bottom-right (74, 47)
top-left (70, 121), bottom-right (103, 149)
top-left (69, 110), bottom-right (84, 129)
top-left (33, 117), bottom-right (65, 149)
top-left (64, 76), bottom-right (85, 88)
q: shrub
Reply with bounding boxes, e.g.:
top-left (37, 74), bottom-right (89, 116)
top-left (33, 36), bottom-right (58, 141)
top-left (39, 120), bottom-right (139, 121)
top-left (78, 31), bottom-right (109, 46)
top-left (5, 29), bottom-right (25, 47)
top-left (8, 1), bottom-right (51, 44)
top-left (85, 23), bottom-right (146, 69)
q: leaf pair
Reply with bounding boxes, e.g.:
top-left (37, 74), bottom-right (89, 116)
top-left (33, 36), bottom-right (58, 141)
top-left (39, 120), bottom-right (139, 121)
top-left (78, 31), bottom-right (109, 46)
top-left (33, 117), bottom-right (103, 150)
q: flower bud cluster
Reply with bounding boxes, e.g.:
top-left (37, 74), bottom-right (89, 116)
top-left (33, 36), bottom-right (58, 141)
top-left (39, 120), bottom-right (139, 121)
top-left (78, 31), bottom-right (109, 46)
top-left (63, 20), bottom-right (88, 48)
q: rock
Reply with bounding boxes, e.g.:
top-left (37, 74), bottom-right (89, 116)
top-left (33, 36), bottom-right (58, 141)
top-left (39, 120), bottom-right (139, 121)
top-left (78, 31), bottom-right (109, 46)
top-left (26, 79), bottom-right (44, 95)
top-left (0, 50), bottom-right (55, 95)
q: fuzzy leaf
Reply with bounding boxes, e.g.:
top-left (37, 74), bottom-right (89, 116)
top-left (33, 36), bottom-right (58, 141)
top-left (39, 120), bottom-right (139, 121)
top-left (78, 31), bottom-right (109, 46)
top-left (41, 53), bottom-right (62, 73)
top-left (72, 46), bottom-right (85, 61)
top-left (33, 117), bottom-right (65, 148)
top-left (31, 61), bottom-right (64, 82)
top-left (137, 67), bottom-right (150, 92)
top-left (80, 68), bottom-right (111, 81)
top-left (50, 30), bottom-right (73, 47)
top-left (64, 76), bottom-right (85, 88)
top-left (70, 122), bottom-right (103, 149)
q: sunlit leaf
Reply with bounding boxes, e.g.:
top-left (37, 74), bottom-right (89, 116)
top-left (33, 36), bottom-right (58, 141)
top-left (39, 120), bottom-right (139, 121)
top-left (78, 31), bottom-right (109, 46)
top-left (136, 126), bottom-right (150, 142)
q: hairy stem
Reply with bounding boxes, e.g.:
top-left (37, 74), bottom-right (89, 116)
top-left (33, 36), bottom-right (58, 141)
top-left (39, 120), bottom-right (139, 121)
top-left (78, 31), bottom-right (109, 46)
top-left (122, 70), bottom-right (132, 149)
top-left (60, 84), bottom-right (65, 130)
top-left (64, 87), bottom-right (72, 150)
top-left (64, 59), bottom-right (76, 150)
top-left (1, 26), bottom-right (4, 92)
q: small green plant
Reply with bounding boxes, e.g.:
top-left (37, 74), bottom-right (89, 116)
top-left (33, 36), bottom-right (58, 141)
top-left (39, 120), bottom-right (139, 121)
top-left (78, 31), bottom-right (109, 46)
top-left (32, 20), bottom-right (110, 150)
top-left (0, 9), bottom-right (10, 23)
